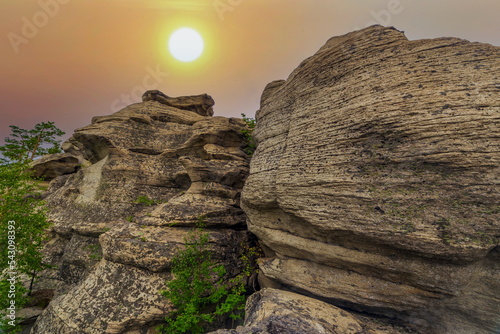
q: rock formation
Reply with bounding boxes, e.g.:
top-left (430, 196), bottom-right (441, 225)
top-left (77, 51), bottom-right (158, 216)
top-left (241, 25), bottom-right (500, 334)
top-left (142, 90), bottom-right (215, 117)
top-left (25, 25), bottom-right (500, 334)
top-left (209, 289), bottom-right (409, 334)
top-left (30, 91), bottom-right (251, 333)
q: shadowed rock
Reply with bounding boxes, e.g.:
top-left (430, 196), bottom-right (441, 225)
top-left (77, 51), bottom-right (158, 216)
top-left (29, 153), bottom-right (82, 181)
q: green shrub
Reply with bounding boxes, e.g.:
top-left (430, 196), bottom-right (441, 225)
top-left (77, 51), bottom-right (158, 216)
top-left (159, 217), bottom-right (246, 334)
top-left (240, 114), bottom-right (256, 156)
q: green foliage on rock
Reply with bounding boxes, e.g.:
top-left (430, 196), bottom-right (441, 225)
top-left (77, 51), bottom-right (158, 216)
top-left (0, 121), bottom-right (65, 163)
top-left (0, 162), bottom-right (52, 332)
top-left (240, 114), bottom-right (256, 156)
top-left (159, 217), bottom-right (248, 334)
top-left (135, 195), bottom-right (157, 206)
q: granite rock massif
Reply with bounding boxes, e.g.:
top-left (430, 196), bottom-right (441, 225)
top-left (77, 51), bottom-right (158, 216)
top-left (28, 26), bottom-right (499, 334)
top-left (242, 26), bottom-right (500, 333)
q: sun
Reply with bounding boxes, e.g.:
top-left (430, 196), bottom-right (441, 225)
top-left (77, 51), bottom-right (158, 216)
top-left (168, 28), bottom-right (204, 62)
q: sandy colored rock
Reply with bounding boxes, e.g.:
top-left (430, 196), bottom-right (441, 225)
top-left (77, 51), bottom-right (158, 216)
top-left (30, 92), bottom-right (251, 333)
top-left (100, 222), bottom-right (248, 273)
top-left (31, 260), bottom-right (169, 334)
top-left (142, 90), bottom-right (215, 116)
top-left (209, 289), bottom-right (409, 334)
top-left (242, 25), bottom-right (500, 333)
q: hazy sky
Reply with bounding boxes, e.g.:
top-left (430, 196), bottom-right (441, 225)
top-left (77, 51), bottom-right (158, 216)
top-left (1, 0), bottom-right (499, 144)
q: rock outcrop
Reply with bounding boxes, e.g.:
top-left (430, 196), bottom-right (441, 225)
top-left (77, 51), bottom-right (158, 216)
top-left (209, 289), bottom-right (409, 334)
top-left (142, 90), bottom-right (215, 116)
top-left (30, 91), bottom-right (251, 333)
top-left (242, 25), bottom-right (500, 334)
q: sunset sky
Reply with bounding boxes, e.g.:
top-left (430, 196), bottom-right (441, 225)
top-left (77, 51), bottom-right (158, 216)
top-left (1, 0), bottom-right (499, 144)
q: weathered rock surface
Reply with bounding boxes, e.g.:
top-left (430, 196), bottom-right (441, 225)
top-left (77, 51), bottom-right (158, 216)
top-left (142, 89), bottom-right (215, 116)
top-left (209, 288), bottom-right (409, 334)
top-left (31, 92), bottom-right (251, 333)
top-left (242, 25), bottom-right (500, 333)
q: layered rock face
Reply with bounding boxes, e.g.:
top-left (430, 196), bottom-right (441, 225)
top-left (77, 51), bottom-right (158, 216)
top-left (242, 26), bottom-right (500, 333)
top-left (210, 289), bottom-right (408, 334)
top-left (31, 92), bottom-right (251, 333)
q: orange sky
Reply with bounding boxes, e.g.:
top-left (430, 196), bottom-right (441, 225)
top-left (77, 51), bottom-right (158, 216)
top-left (1, 0), bottom-right (499, 144)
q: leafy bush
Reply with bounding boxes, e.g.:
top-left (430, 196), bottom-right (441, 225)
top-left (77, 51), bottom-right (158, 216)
top-left (0, 162), bottom-right (52, 332)
top-left (240, 114), bottom-right (256, 156)
top-left (159, 217), bottom-right (248, 334)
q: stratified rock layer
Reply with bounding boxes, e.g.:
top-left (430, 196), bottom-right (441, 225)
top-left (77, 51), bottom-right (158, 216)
top-left (142, 89), bottom-right (215, 116)
top-left (209, 289), bottom-right (409, 334)
top-left (242, 26), bottom-right (500, 334)
top-left (31, 92), bottom-right (251, 333)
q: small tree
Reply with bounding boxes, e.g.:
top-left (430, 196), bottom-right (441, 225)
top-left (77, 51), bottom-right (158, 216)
top-left (0, 121), bottom-right (65, 163)
top-left (0, 161), bottom-right (52, 331)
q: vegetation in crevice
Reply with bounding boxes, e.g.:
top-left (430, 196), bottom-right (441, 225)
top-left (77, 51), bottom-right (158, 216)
top-left (240, 114), bottom-right (256, 156)
top-left (159, 216), bottom-right (260, 334)
top-left (135, 195), bottom-right (158, 206)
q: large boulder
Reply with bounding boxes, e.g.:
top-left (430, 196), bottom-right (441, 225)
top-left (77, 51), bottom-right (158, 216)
top-left (31, 92), bottom-right (251, 333)
top-left (209, 289), bottom-right (409, 334)
top-left (242, 25), bottom-right (500, 334)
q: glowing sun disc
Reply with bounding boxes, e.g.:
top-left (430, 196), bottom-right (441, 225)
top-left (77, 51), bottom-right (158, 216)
top-left (168, 28), bottom-right (204, 62)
